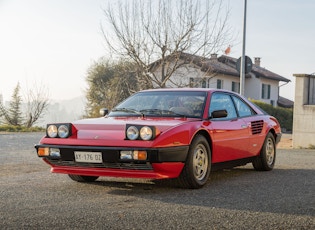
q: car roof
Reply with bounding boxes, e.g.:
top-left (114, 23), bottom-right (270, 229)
top-left (140, 88), bottom-right (233, 94)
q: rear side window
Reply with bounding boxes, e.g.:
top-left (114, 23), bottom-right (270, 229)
top-left (232, 95), bottom-right (255, 117)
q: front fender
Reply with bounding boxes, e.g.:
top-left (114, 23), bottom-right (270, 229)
top-left (152, 121), bottom-right (207, 147)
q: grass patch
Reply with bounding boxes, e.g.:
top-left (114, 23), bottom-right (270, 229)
top-left (0, 125), bottom-right (45, 132)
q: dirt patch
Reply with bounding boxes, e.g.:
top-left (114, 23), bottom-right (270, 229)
top-left (278, 133), bottom-right (292, 149)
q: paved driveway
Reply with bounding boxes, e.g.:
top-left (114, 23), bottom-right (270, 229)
top-left (0, 132), bottom-right (314, 229)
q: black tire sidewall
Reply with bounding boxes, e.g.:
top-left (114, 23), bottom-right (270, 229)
top-left (261, 133), bottom-right (276, 170)
top-left (186, 135), bottom-right (211, 187)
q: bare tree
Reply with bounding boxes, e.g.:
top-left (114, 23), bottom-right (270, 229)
top-left (23, 82), bottom-right (50, 128)
top-left (102, 0), bottom-right (232, 89)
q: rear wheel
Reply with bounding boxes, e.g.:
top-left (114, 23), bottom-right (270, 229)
top-left (177, 135), bottom-right (211, 189)
top-left (68, 174), bottom-right (99, 182)
top-left (252, 132), bottom-right (276, 171)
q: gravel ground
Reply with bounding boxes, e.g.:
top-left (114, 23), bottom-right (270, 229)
top-left (0, 132), bottom-right (314, 229)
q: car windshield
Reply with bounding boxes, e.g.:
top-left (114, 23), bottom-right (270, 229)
top-left (108, 91), bottom-right (207, 118)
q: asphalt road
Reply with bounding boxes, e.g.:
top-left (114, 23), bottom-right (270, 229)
top-left (0, 132), bottom-right (314, 229)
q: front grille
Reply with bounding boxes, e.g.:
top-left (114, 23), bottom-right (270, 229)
top-left (47, 159), bottom-right (153, 170)
top-left (251, 120), bottom-right (264, 135)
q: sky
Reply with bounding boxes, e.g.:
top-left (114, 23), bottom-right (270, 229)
top-left (0, 0), bottom-right (314, 102)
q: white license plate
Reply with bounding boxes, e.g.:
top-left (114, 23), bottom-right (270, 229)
top-left (74, 151), bottom-right (103, 163)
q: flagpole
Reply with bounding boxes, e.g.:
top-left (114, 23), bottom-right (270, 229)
top-left (240, 0), bottom-right (247, 96)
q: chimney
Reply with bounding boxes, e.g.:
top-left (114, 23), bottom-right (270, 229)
top-left (210, 53), bottom-right (218, 60)
top-left (254, 57), bottom-right (261, 66)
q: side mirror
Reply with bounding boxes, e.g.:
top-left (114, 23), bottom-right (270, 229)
top-left (211, 109), bottom-right (228, 119)
top-left (99, 108), bottom-right (109, 117)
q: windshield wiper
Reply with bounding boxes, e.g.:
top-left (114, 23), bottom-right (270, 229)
top-left (112, 108), bottom-right (144, 116)
top-left (140, 109), bottom-right (186, 117)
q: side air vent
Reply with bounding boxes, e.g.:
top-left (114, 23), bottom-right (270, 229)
top-left (251, 120), bottom-right (264, 135)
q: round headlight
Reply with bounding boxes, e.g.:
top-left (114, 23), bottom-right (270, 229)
top-left (140, 126), bottom-right (153, 140)
top-left (126, 126), bottom-right (139, 140)
top-left (47, 125), bottom-right (58, 138)
top-left (58, 125), bottom-right (69, 138)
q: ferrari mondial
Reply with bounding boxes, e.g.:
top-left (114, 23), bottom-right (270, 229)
top-left (35, 88), bottom-right (281, 189)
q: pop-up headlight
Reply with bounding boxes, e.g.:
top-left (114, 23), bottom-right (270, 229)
top-left (46, 123), bottom-right (72, 138)
top-left (125, 125), bottom-right (158, 140)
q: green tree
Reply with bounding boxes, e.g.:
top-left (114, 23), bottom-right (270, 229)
top-left (0, 83), bottom-right (23, 126)
top-left (85, 59), bottom-right (138, 118)
top-left (0, 82), bottom-right (49, 128)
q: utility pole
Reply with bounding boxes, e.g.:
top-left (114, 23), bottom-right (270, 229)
top-left (240, 0), bottom-right (247, 96)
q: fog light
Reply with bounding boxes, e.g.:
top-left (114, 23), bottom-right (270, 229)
top-left (50, 148), bottom-right (60, 158)
top-left (120, 151), bottom-right (133, 160)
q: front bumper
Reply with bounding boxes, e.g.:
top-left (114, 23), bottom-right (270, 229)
top-left (275, 133), bottom-right (282, 145)
top-left (35, 144), bottom-right (189, 179)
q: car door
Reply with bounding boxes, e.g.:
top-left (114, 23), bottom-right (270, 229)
top-left (208, 92), bottom-right (249, 163)
top-left (231, 95), bottom-right (266, 156)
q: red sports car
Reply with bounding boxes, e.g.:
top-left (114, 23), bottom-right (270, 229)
top-left (35, 88), bottom-right (281, 188)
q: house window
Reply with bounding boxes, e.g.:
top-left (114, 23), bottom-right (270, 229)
top-left (190, 78), bottom-right (207, 88)
top-left (217, 79), bottom-right (223, 89)
top-left (201, 79), bottom-right (207, 88)
top-left (189, 78), bottom-right (194, 87)
top-left (261, 84), bottom-right (271, 99)
top-left (232, 82), bottom-right (240, 93)
top-left (308, 76), bottom-right (315, 105)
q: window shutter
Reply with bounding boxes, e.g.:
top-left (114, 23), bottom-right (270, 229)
top-left (261, 84), bottom-right (265, 99)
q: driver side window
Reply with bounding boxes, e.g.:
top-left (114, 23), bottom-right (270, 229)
top-left (209, 93), bottom-right (237, 119)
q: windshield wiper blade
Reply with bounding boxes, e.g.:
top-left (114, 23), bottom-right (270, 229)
top-left (140, 109), bottom-right (186, 117)
top-left (112, 108), bottom-right (144, 116)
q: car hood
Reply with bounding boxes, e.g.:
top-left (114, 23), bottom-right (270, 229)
top-left (72, 117), bottom-right (198, 140)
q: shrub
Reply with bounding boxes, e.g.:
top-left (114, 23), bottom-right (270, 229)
top-left (0, 125), bottom-right (45, 132)
top-left (251, 100), bottom-right (293, 132)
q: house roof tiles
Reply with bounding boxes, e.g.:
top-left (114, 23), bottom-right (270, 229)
top-left (218, 55), bottom-right (290, 83)
top-left (154, 52), bottom-right (290, 83)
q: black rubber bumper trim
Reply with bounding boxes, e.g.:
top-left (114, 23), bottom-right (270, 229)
top-left (35, 144), bottom-right (189, 163)
top-left (275, 133), bottom-right (282, 144)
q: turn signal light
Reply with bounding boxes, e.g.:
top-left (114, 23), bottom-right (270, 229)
top-left (38, 147), bottom-right (49, 156)
top-left (134, 150), bottom-right (147, 160)
top-left (120, 150), bottom-right (147, 161)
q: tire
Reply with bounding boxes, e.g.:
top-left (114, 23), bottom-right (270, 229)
top-left (68, 174), bottom-right (99, 182)
top-left (177, 135), bottom-right (211, 189)
top-left (252, 132), bottom-right (276, 171)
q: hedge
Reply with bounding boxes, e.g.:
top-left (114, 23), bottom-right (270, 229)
top-left (251, 100), bottom-right (293, 132)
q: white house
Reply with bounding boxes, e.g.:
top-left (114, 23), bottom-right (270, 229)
top-left (150, 52), bottom-right (291, 107)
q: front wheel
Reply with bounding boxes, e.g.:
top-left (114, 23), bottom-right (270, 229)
top-left (177, 135), bottom-right (211, 189)
top-left (252, 132), bottom-right (276, 171)
top-left (68, 174), bottom-right (99, 182)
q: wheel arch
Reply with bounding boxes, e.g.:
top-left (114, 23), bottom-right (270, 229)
top-left (192, 129), bottom-right (212, 152)
top-left (267, 128), bottom-right (277, 144)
